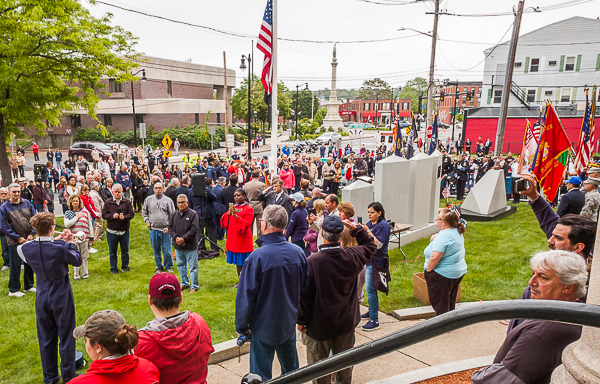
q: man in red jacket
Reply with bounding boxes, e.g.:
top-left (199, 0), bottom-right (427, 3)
top-left (136, 272), bottom-right (214, 384)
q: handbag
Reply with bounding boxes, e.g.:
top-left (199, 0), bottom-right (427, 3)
top-left (371, 258), bottom-right (392, 295)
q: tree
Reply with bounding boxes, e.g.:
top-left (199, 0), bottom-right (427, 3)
top-left (313, 107), bottom-right (327, 126)
top-left (399, 77), bottom-right (429, 114)
top-left (0, 0), bottom-right (139, 183)
top-left (288, 89), bottom-right (319, 121)
top-left (359, 78), bottom-right (392, 100)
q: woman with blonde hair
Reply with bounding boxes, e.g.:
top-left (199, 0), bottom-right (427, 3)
top-left (338, 201), bottom-right (357, 248)
top-left (304, 199), bottom-right (326, 254)
top-left (64, 194), bottom-right (94, 280)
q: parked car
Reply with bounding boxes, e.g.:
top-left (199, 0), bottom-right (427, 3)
top-left (398, 121), bottom-right (411, 128)
top-left (315, 132), bottom-right (342, 144)
top-left (68, 142), bottom-right (115, 161)
top-left (363, 123), bottom-right (375, 128)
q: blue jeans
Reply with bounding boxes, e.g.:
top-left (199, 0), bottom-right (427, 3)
top-left (365, 265), bottom-right (379, 322)
top-left (106, 230), bottom-right (130, 271)
top-left (249, 335), bottom-right (299, 381)
top-left (34, 203), bottom-right (44, 213)
top-left (175, 249), bottom-right (198, 289)
top-left (150, 230), bottom-right (173, 270)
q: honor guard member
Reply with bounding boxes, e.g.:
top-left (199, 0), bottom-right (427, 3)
top-left (18, 212), bottom-right (82, 384)
top-left (441, 150), bottom-right (452, 176)
top-left (455, 153), bottom-right (470, 200)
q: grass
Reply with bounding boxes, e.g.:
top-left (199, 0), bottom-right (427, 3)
top-left (0, 201), bottom-right (549, 383)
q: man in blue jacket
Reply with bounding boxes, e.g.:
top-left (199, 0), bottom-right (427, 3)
top-left (235, 205), bottom-right (308, 381)
top-left (116, 165), bottom-right (132, 199)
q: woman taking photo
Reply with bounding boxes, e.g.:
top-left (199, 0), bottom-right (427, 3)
top-left (332, 160), bottom-right (343, 195)
top-left (304, 199), bottom-right (326, 255)
top-left (361, 201), bottom-right (390, 331)
top-left (423, 208), bottom-right (467, 316)
top-left (70, 310), bottom-right (159, 383)
top-left (286, 192), bottom-right (309, 252)
top-left (64, 194), bottom-right (94, 280)
top-left (220, 188), bottom-right (254, 287)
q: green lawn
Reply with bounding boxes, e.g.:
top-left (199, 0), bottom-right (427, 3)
top-left (0, 201), bottom-right (549, 383)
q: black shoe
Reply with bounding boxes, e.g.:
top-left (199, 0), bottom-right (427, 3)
top-left (122, 267), bottom-right (130, 272)
top-left (111, 270), bottom-right (118, 275)
top-left (361, 312), bottom-right (370, 319)
top-left (181, 285), bottom-right (190, 291)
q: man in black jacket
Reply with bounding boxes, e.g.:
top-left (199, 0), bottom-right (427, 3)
top-left (169, 194), bottom-right (200, 292)
top-left (557, 176), bottom-right (586, 217)
top-left (292, 160), bottom-right (308, 193)
top-left (454, 153), bottom-right (470, 200)
top-left (101, 183), bottom-right (135, 274)
top-left (297, 215), bottom-right (376, 384)
top-left (175, 175), bottom-right (191, 200)
top-left (189, 177), bottom-right (219, 253)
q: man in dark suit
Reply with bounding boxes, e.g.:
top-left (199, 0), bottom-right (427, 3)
top-left (212, 177), bottom-right (227, 240)
top-left (175, 175), bottom-right (191, 200)
top-left (557, 176), bottom-right (586, 217)
top-left (257, 179), bottom-right (293, 221)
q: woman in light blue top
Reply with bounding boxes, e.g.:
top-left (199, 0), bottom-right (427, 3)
top-left (423, 207), bottom-right (467, 316)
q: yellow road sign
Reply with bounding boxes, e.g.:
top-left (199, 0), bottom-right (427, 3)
top-left (162, 133), bottom-right (173, 150)
top-left (163, 150), bottom-right (172, 158)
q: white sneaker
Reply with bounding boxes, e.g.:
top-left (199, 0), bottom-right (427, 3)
top-left (89, 248), bottom-right (98, 254)
top-left (21, 265), bottom-right (24, 270)
top-left (8, 291), bottom-right (25, 297)
top-left (1, 266), bottom-right (8, 271)
top-left (25, 287), bottom-right (37, 293)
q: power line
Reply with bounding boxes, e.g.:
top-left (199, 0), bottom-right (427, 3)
top-left (439, 0), bottom-right (596, 17)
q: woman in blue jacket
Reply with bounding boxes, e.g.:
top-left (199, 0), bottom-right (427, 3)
top-left (285, 193), bottom-right (308, 252)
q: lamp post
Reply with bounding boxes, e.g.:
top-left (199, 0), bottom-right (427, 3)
top-left (295, 83), bottom-right (308, 140)
top-left (240, 54), bottom-right (252, 157)
top-left (376, 91), bottom-right (380, 126)
top-left (131, 69), bottom-right (147, 147)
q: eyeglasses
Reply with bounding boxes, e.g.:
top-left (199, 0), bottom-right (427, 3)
top-left (177, 201), bottom-right (187, 204)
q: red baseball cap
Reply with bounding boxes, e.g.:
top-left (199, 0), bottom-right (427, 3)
top-left (149, 273), bottom-right (181, 299)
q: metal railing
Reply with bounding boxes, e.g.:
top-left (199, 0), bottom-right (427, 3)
top-left (510, 81), bottom-right (531, 110)
top-left (241, 300), bottom-right (600, 384)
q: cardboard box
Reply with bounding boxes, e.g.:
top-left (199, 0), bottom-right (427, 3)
top-left (413, 272), bottom-right (461, 306)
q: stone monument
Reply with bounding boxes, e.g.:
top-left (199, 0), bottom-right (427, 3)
top-left (321, 44), bottom-right (344, 130)
top-left (342, 180), bottom-right (374, 221)
top-left (459, 169), bottom-right (517, 221)
top-left (374, 155), bottom-right (410, 226)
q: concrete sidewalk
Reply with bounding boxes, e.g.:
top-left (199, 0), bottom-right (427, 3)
top-left (207, 310), bottom-right (508, 383)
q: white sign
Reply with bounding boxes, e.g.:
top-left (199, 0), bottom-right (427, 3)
top-left (219, 142), bottom-right (226, 147)
top-left (226, 134), bottom-right (235, 147)
top-left (209, 125), bottom-right (216, 135)
top-left (139, 123), bottom-right (146, 139)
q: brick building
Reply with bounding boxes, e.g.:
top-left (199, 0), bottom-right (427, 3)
top-left (339, 98), bottom-right (412, 124)
top-left (53, 55), bottom-right (236, 134)
top-left (438, 82), bottom-right (482, 125)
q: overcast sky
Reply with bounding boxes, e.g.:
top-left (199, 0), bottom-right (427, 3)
top-left (84, 0), bottom-right (599, 92)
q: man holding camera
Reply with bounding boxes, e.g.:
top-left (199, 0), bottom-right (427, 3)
top-left (101, 183), bottom-right (135, 275)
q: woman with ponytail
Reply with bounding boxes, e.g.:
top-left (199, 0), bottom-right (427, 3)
top-left (70, 310), bottom-right (159, 383)
top-left (423, 208), bottom-right (468, 316)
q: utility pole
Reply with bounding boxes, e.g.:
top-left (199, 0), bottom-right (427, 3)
top-left (426, 0), bottom-right (440, 133)
top-left (452, 81), bottom-right (458, 141)
top-left (495, 0), bottom-right (525, 156)
top-left (223, 51), bottom-right (229, 155)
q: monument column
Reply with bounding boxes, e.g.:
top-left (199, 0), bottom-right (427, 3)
top-left (322, 44), bottom-right (344, 130)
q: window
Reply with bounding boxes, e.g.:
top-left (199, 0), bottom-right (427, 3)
top-left (549, 60), bottom-right (557, 66)
top-left (494, 90), bottom-right (502, 103)
top-left (530, 58), bottom-right (540, 72)
top-left (561, 88), bottom-right (571, 103)
top-left (364, 103), bottom-right (370, 111)
top-left (71, 114), bottom-right (81, 128)
top-left (104, 115), bottom-right (112, 127)
top-left (195, 113), bottom-right (199, 125)
top-left (135, 115), bottom-right (144, 126)
top-left (527, 90), bottom-right (536, 103)
top-left (167, 80), bottom-right (172, 95)
top-left (464, 87), bottom-right (468, 92)
top-left (545, 90), bottom-right (553, 96)
top-left (109, 79), bottom-right (123, 93)
top-left (514, 62), bottom-right (522, 68)
top-left (565, 56), bottom-right (575, 71)
top-left (402, 102), bottom-right (409, 110)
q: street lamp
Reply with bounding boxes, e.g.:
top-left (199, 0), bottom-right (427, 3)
top-left (131, 69), bottom-right (147, 147)
top-left (295, 83), bottom-right (308, 140)
top-left (376, 91), bottom-right (380, 126)
top-left (240, 54), bottom-right (252, 156)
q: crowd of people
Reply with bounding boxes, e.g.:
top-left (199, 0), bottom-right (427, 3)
top-left (0, 135), bottom-right (598, 384)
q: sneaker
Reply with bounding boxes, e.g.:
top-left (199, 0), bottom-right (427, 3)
top-left (155, 269), bottom-right (162, 274)
top-left (1, 266), bottom-right (8, 271)
top-left (8, 291), bottom-right (25, 297)
top-left (74, 276), bottom-right (80, 280)
top-left (82, 275), bottom-right (89, 279)
top-left (360, 312), bottom-right (370, 319)
top-left (21, 264), bottom-right (24, 270)
top-left (167, 268), bottom-right (174, 273)
top-left (190, 288), bottom-right (198, 293)
top-left (25, 287), bottom-right (37, 293)
top-left (121, 267), bottom-right (130, 272)
top-left (111, 270), bottom-right (119, 275)
top-left (362, 320), bottom-right (380, 331)
top-left (89, 248), bottom-right (98, 254)
top-left (181, 285), bottom-right (190, 291)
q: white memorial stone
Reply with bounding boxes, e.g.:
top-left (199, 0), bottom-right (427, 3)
top-left (460, 169), bottom-right (507, 215)
top-left (375, 155), bottom-right (411, 226)
top-left (342, 180), bottom-right (374, 220)
top-left (408, 153), bottom-right (437, 229)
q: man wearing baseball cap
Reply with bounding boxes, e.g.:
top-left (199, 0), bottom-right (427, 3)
top-left (581, 177), bottom-right (600, 221)
top-left (557, 176), bottom-right (585, 217)
top-left (135, 272), bottom-right (214, 384)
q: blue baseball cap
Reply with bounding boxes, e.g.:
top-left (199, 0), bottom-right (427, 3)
top-left (566, 176), bottom-right (582, 185)
top-left (321, 215), bottom-right (344, 234)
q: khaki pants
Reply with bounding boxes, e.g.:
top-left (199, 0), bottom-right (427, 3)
top-left (301, 330), bottom-right (355, 384)
top-left (93, 219), bottom-right (104, 241)
top-left (74, 241), bottom-right (89, 279)
top-left (252, 213), bottom-right (263, 237)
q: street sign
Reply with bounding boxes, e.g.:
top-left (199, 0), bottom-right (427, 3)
top-left (139, 123), bottom-right (146, 139)
top-left (226, 134), bottom-right (235, 148)
top-left (162, 133), bottom-right (173, 149)
top-left (426, 126), bottom-right (433, 138)
top-left (208, 125), bottom-right (216, 135)
top-left (163, 150), bottom-right (172, 157)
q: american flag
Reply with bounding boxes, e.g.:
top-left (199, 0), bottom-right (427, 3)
top-left (574, 86), bottom-right (597, 173)
top-left (518, 119), bottom-right (539, 173)
top-left (257, 0), bottom-right (273, 95)
top-left (442, 188), bottom-right (450, 198)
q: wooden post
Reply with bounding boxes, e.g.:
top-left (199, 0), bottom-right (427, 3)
top-left (223, 51), bottom-right (229, 155)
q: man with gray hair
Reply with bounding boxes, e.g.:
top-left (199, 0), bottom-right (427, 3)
top-left (473, 250), bottom-right (588, 384)
top-left (235, 205), bottom-right (308, 381)
top-left (143, 182), bottom-right (176, 274)
top-left (101, 183), bottom-right (135, 274)
top-left (89, 182), bottom-right (104, 242)
top-left (165, 177), bottom-right (179, 206)
top-left (168, 194), bottom-right (200, 293)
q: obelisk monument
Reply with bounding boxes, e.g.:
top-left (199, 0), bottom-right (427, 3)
top-left (321, 44), bottom-right (344, 130)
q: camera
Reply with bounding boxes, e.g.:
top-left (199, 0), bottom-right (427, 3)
top-left (515, 178), bottom-right (528, 192)
top-left (357, 217), bottom-right (363, 225)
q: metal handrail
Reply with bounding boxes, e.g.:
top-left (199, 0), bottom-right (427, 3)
top-left (242, 300), bottom-right (600, 384)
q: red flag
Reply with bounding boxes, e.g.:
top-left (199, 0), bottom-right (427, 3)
top-left (532, 103), bottom-right (572, 202)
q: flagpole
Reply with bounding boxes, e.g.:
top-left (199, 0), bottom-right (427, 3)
top-left (270, 0), bottom-right (278, 174)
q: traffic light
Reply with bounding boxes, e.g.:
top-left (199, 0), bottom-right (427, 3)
top-left (440, 91), bottom-right (445, 102)
top-left (466, 91), bottom-right (472, 101)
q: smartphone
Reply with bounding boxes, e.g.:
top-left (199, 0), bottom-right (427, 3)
top-left (516, 178), bottom-right (528, 192)
top-left (116, 207), bottom-right (122, 214)
top-left (229, 203), bottom-right (234, 210)
top-left (357, 217), bottom-right (363, 224)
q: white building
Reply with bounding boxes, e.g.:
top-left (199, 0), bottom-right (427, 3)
top-left (481, 16), bottom-right (600, 111)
